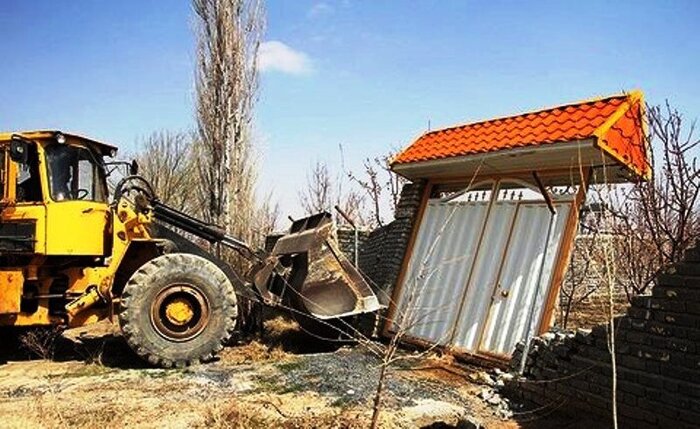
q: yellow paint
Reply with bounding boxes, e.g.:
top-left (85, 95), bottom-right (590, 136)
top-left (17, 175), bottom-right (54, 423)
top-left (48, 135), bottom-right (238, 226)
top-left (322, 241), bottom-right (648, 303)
top-left (593, 90), bottom-right (651, 180)
top-left (65, 288), bottom-right (102, 317)
top-left (165, 298), bottom-right (195, 325)
top-left (0, 131), bottom-right (156, 328)
top-left (0, 130), bottom-right (117, 156)
top-left (45, 201), bottom-right (108, 255)
top-left (67, 308), bottom-right (108, 328)
top-left (0, 270), bottom-right (23, 314)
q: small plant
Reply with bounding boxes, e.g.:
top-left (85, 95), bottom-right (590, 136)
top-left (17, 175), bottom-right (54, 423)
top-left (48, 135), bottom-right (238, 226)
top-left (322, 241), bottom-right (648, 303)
top-left (74, 338), bottom-right (107, 366)
top-left (19, 327), bottom-right (63, 360)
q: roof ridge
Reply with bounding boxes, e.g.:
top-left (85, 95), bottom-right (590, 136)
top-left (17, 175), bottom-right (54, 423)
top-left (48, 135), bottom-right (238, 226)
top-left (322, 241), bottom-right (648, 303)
top-left (422, 91), bottom-right (637, 138)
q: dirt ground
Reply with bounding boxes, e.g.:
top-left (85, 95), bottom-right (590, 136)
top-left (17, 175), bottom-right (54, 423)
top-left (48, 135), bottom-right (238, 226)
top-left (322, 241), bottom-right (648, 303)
top-left (0, 317), bottom-right (532, 428)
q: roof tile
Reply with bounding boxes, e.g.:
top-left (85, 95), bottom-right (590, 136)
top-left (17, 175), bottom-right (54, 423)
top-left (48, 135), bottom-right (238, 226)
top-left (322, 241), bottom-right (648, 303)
top-left (392, 94), bottom-right (639, 167)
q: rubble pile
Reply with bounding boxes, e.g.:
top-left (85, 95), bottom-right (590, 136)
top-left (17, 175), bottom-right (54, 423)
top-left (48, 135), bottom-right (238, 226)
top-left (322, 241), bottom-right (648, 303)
top-left (469, 368), bottom-right (518, 420)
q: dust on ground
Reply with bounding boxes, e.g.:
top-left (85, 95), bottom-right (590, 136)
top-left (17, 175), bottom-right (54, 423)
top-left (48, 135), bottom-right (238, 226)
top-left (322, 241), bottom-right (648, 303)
top-left (0, 316), bottom-right (549, 428)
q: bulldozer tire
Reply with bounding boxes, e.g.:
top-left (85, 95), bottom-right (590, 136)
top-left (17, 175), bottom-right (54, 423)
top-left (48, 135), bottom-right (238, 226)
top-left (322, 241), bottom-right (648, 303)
top-left (119, 253), bottom-right (237, 368)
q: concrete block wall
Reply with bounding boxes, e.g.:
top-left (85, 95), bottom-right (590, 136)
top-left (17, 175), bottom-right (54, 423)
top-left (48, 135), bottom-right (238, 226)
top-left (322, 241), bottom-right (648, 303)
top-left (505, 244), bottom-right (700, 428)
top-left (356, 180), bottom-right (426, 305)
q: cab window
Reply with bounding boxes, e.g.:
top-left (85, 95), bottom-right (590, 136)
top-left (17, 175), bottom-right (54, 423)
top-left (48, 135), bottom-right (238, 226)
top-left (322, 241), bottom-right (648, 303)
top-left (45, 144), bottom-right (107, 202)
top-left (16, 143), bottom-right (42, 203)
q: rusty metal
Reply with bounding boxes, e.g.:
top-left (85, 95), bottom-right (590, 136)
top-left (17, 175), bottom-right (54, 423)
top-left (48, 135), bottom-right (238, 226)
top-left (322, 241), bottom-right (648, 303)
top-left (253, 212), bottom-right (380, 320)
top-left (532, 171), bottom-right (555, 215)
top-left (150, 283), bottom-right (210, 342)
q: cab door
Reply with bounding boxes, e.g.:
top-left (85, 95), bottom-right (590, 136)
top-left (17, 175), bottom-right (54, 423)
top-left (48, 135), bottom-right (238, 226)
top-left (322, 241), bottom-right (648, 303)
top-left (43, 143), bottom-right (109, 256)
top-left (0, 140), bottom-right (47, 255)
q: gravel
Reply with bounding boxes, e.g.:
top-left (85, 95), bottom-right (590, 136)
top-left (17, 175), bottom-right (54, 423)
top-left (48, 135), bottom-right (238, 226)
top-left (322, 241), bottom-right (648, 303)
top-left (268, 347), bottom-right (468, 409)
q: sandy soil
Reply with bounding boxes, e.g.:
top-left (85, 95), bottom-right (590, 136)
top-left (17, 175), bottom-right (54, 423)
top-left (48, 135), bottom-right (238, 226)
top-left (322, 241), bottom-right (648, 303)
top-left (0, 317), bottom-right (518, 428)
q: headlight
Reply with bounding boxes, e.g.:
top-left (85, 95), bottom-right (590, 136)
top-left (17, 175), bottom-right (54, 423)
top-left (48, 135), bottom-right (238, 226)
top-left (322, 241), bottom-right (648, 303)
top-left (55, 132), bottom-right (66, 144)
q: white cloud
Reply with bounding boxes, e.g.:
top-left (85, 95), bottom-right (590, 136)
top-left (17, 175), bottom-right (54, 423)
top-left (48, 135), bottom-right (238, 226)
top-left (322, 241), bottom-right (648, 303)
top-left (257, 41), bottom-right (312, 75)
top-left (307, 2), bottom-right (333, 19)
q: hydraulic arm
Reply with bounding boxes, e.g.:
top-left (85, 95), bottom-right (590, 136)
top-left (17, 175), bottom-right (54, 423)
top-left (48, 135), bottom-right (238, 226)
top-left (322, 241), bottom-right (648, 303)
top-left (150, 200), bottom-right (252, 255)
top-left (140, 190), bottom-right (381, 322)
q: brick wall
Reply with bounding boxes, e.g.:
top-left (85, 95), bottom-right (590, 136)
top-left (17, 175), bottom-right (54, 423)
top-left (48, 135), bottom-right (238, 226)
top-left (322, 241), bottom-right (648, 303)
top-left (336, 228), bottom-right (370, 268)
top-left (505, 244), bottom-right (700, 428)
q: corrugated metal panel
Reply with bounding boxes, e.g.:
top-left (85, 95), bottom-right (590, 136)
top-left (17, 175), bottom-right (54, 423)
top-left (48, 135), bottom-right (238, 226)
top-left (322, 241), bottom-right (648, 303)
top-left (478, 202), bottom-right (571, 355)
top-left (394, 189), bottom-right (574, 358)
top-left (396, 200), bottom-right (488, 345)
top-left (451, 201), bottom-right (518, 351)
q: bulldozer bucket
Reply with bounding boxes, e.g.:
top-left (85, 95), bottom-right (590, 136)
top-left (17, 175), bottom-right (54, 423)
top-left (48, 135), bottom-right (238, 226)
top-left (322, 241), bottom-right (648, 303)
top-left (253, 213), bottom-right (381, 320)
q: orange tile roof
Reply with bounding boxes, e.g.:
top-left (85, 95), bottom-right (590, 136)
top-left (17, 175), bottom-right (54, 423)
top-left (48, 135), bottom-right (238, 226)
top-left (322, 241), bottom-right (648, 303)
top-left (392, 91), bottom-right (649, 178)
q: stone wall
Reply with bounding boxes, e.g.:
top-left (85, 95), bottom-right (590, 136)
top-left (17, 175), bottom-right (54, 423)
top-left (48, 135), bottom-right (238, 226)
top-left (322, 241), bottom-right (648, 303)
top-left (505, 243), bottom-right (700, 429)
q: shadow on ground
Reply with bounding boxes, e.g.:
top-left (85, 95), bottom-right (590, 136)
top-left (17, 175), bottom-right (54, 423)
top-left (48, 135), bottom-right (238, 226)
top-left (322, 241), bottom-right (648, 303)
top-left (0, 325), bottom-right (146, 369)
top-left (0, 310), bottom-right (347, 370)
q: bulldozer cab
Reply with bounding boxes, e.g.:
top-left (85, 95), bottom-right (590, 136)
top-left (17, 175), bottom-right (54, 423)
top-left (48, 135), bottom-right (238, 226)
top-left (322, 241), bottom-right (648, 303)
top-left (0, 131), bottom-right (113, 256)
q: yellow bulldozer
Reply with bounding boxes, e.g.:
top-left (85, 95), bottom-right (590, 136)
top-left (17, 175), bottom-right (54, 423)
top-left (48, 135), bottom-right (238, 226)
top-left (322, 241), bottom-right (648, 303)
top-left (0, 130), bottom-right (380, 367)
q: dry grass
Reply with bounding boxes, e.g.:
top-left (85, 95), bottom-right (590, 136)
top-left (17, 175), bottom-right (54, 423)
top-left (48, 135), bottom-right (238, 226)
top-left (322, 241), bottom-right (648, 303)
top-left (263, 315), bottom-right (299, 339)
top-left (18, 327), bottom-right (64, 360)
top-left (218, 315), bottom-right (298, 365)
top-left (218, 339), bottom-right (289, 365)
top-left (201, 398), bottom-right (388, 429)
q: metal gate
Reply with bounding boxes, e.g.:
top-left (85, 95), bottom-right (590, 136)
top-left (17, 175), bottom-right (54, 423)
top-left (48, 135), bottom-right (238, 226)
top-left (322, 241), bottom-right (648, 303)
top-left (394, 180), bottom-right (573, 357)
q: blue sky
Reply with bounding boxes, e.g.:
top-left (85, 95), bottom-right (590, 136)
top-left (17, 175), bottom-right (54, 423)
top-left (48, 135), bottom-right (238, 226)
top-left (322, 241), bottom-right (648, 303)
top-left (1, 1), bottom-right (699, 216)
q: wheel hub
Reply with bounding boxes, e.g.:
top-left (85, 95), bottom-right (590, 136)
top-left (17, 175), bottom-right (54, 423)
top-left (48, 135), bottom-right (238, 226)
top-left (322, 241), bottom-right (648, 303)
top-left (150, 284), bottom-right (210, 342)
top-left (165, 298), bottom-right (195, 326)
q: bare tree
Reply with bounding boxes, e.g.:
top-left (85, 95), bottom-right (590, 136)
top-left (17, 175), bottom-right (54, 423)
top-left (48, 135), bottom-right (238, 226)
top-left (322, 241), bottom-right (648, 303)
top-left (298, 160), bottom-right (370, 227)
top-left (554, 101), bottom-right (699, 426)
top-left (561, 101), bottom-right (700, 333)
top-left (610, 102), bottom-right (700, 299)
top-left (299, 161), bottom-right (333, 214)
top-left (253, 193), bottom-right (280, 243)
top-left (368, 166), bottom-right (487, 428)
top-left (135, 131), bottom-right (197, 212)
top-left (193, 0), bottom-right (265, 248)
top-left (338, 188), bottom-right (368, 227)
top-left (346, 152), bottom-right (406, 228)
top-left (559, 231), bottom-right (603, 328)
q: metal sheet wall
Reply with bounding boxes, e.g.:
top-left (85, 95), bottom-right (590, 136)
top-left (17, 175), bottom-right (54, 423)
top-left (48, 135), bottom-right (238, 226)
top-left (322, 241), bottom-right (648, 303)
top-left (396, 200), bottom-right (488, 345)
top-left (478, 202), bottom-right (571, 355)
top-left (394, 192), bottom-right (573, 357)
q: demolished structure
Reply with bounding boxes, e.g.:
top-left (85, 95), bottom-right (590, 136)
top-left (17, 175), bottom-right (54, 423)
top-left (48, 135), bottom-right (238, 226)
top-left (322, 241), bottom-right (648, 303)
top-left (360, 91), bottom-right (649, 362)
top-left (505, 245), bottom-right (700, 428)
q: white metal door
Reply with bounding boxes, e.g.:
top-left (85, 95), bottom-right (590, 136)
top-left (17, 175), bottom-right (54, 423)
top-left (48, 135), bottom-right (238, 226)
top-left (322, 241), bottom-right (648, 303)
top-left (478, 202), bottom-right (571, 356)
top-left (450, 200), bottom-right (518, 351)
top-left (394, 181), bottom-right (573, 358)
top-left (396, 199), bottom-right (489, 345)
